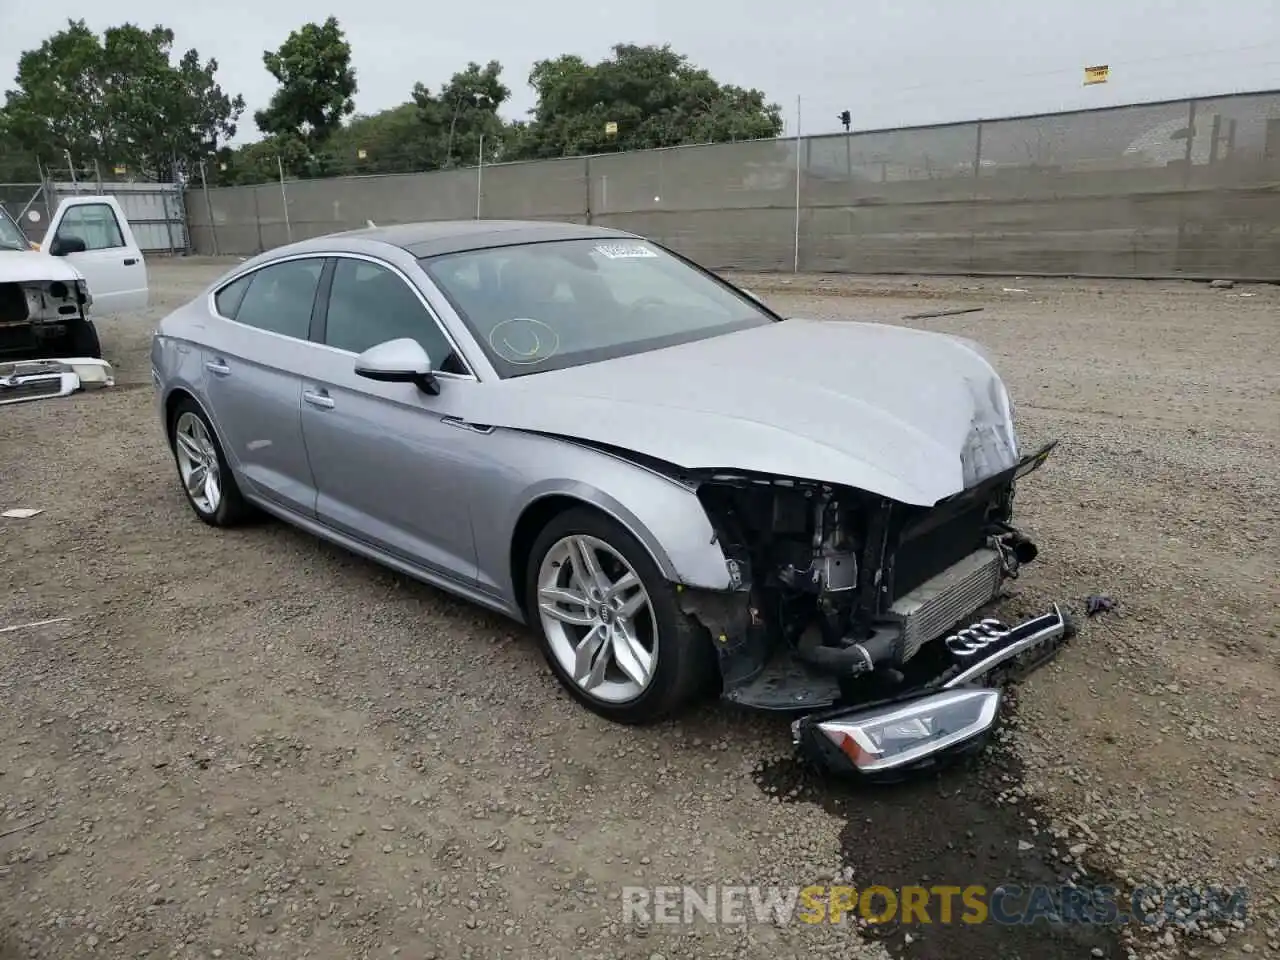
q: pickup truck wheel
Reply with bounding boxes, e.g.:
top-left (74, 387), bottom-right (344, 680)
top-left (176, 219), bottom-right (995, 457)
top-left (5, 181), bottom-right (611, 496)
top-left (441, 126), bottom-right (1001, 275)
top-left (168, 400), bottom-right (255, 527)
top-left (64, 318), bottom-right (102, 359)
top-left (526, 507), bottom-right (715, 725)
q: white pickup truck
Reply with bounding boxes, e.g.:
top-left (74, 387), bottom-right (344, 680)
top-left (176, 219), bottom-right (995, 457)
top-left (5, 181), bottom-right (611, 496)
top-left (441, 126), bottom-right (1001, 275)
top-left (0, 194), bottom-right (150, 360)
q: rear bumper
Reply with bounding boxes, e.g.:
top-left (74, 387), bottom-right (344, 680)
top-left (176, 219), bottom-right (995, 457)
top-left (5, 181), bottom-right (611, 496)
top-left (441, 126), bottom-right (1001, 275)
top-left (792, 605), bottom-right (1071, 780)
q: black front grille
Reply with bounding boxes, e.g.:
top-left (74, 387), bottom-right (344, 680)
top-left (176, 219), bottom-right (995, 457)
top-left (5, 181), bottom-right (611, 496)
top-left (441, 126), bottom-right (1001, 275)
top-left (890, 500), bottom-right (992, 600)
top-left (0, 326), bottom-right (37, 357)
top-left (0, 376), bottom-right (64, 402)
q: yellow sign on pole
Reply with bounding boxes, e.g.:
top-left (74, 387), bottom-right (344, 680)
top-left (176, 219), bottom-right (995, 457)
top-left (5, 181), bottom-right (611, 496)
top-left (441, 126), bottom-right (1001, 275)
top-left (113, 165), bottom-right (126, 175)
top-left (357, 148), bottom-right (367, 160)
top-left (1083, 64), bottom-right (1110, 86)
top-left (604, 121), bottom-right (618, 136)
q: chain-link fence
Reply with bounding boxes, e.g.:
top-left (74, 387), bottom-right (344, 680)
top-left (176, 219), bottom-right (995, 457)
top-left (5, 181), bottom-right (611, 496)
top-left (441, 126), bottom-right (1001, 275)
top-left (1, 179), bottom-right (189, 253)
top-left (185, 89), bottom-right (1280, 279)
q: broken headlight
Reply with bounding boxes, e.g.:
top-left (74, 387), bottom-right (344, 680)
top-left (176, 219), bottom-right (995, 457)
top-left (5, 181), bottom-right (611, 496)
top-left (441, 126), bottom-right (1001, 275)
top-left (809, 688), bottom-right (1001, 774)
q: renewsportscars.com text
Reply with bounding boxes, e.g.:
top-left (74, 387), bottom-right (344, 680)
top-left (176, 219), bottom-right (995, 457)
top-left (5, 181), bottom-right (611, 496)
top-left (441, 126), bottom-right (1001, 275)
top-left (621, 884), bottom-right (1248, 926)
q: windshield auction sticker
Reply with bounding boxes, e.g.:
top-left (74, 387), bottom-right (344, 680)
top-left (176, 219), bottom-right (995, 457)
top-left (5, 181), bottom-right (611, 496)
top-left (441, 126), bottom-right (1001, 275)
top-left (594, 242), bottom-right (657, 259)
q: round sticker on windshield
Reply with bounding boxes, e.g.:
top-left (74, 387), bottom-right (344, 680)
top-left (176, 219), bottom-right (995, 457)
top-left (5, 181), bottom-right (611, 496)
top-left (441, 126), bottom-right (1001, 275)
top-left (488, 318), bottom-right (560, 365)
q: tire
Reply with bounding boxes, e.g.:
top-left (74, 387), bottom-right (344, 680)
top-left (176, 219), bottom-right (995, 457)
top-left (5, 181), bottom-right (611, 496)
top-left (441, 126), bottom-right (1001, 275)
top-left (64, 318), bottom-right (102, 359)
top-left (525, 506), bottom-right (715, 724)
top-left (168, 397), bottom-right (255, 527)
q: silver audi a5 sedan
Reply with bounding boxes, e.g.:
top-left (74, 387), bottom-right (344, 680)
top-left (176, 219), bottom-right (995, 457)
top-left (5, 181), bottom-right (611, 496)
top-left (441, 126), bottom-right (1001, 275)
top-left (152, 220), bottom-right (1070, 779)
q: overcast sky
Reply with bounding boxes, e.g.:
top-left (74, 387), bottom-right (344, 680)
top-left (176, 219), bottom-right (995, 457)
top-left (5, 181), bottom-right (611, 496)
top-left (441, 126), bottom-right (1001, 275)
top-left (2, 0), bottom-right (1277, 145)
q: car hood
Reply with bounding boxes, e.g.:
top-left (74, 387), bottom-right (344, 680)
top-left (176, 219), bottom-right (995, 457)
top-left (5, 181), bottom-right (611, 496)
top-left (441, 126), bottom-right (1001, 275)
top-left (0, 250), bottom-right (82, 284)
top-left (463, 318), bottom-right (1021, 507)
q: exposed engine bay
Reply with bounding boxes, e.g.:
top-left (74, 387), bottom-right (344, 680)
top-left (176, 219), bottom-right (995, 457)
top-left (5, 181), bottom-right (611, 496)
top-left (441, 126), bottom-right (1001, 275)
top-left (674, 439), bottom-right (1071, 780)
top-left (0, 278), bottom-right (92, 358)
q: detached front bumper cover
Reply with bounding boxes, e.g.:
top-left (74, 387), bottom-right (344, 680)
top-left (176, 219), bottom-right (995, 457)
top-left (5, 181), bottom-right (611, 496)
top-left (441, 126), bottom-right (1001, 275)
top-left (793, 605), bottom-right (1070, 780)
top-left (0, 357), bottom-right (114, 406)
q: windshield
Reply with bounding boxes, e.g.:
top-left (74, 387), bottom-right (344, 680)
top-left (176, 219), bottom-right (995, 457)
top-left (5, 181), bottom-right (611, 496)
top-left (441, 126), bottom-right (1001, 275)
top-left (0, 206), bottom-right (30, 251)
top-left (420, 237), bottom-right (777, 377)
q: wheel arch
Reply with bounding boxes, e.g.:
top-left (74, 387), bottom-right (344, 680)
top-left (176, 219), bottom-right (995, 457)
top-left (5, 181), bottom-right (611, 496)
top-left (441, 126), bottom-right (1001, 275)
top-left (507, 480), bottom-right (733, 617)
top-left (162, 386), bottom-right (240, 474)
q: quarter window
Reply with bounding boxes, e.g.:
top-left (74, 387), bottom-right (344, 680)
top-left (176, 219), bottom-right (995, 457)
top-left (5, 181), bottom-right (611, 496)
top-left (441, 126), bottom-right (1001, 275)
top-left (232, 259), bottom-right (323, 340)
top-left (324, 258), bottom-right (460, 371)
top-left (213, 273), bottom-right (253, 319)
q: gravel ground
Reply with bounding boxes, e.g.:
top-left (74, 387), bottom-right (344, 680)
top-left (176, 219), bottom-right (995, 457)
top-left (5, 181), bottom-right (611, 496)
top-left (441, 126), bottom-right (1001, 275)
top-left (1, 260), bottom-right (1276, 960)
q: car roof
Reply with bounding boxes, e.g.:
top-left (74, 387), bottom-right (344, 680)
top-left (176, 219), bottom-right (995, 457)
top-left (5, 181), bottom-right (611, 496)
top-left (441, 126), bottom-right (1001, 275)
top-left (332, 219), bottom-right (640, 258)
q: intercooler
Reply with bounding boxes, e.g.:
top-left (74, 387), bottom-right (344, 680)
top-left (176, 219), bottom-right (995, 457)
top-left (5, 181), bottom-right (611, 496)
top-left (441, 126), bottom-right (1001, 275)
top-left (885, 548), bottom-right (1003, 661)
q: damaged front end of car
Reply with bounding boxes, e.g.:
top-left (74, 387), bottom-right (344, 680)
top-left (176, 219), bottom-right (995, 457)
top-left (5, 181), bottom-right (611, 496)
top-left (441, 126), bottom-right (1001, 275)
top-left (675, 439), bottom-right (1071, 781)
top-left (0, 277), bottom-right (93, 359)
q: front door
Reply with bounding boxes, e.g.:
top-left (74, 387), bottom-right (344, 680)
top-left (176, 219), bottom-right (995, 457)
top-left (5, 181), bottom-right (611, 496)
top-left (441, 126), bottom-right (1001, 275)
top-left (43, 198), bottom-right (149, 316)
top-left (299, 255), bottom-right (481, 586)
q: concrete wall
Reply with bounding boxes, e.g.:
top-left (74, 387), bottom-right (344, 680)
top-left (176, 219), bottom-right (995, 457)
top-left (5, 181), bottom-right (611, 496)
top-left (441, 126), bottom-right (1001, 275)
top-left (185, 90), bottom-right (1280, 279)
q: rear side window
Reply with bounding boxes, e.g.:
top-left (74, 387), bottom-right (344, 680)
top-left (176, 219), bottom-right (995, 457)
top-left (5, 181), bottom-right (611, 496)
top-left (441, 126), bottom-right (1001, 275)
top-left (213, 274), bottom-right (253, 319)
top-left (230, 259), bottom-right (324, 340)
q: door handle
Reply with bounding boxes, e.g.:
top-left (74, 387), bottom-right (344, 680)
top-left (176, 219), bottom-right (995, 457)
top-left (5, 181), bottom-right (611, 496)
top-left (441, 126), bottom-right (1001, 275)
top-left (205, 359), bottom-right (231, 376)
top-left (124, 257), bottom-right (138, 266)
top-left (303, 389), bottom-right (335, 410)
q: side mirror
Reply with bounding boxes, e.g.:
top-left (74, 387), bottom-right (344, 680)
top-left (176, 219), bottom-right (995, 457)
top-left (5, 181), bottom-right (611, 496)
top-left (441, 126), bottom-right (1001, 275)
top-left (49, 234), bottom-right (87, 257)
top-left (354, 338), bottom-right (439, 395)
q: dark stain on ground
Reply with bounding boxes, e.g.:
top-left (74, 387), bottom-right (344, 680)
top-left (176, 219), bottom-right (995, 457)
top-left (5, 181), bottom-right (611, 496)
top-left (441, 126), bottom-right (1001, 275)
top-left (755, 698), bottom-right (1126, 960)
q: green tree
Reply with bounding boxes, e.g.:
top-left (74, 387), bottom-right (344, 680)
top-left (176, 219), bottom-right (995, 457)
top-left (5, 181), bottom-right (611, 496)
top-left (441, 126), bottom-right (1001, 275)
top-left (214, 134), bottom-right (309, 186)
top-left (309, 62), bottom-right (511, 178)
top-left (254, 16), bottom-right (357, 162)
top-left (515, 44), bottom-right (782, 159)
top-left (411, 60), bottom-right (510, 168)
top-left (318, 104), bottom-right (425, 174)
top-left (1, 19), bottom-right (243, 180)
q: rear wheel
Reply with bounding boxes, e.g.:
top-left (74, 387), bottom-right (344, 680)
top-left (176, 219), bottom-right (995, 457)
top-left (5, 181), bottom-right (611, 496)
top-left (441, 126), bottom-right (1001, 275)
top-left (168, 398), bottom-right (255, 527)
top-left (525, 507), bottom-right (715, 724)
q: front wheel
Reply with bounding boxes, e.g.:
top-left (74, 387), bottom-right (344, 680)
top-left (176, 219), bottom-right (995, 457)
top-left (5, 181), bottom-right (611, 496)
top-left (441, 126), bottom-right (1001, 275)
top-left (525, 507), bottom-right (715, 724)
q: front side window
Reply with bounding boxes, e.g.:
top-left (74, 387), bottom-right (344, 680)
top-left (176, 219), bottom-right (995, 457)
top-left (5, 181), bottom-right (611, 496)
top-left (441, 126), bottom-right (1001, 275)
top-left (231, 259), bottom-right (323, 340)
top-left (324, 258), bottom-right (462, 371)
top-left (421, 237), bottom-right (775, 378)
top-left (55, 203), bottom-right (125, 251)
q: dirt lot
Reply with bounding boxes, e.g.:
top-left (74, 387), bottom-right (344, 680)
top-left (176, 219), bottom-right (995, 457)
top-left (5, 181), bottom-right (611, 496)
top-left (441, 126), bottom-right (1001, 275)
top-left (1, 259), bottom-right (1277, 960)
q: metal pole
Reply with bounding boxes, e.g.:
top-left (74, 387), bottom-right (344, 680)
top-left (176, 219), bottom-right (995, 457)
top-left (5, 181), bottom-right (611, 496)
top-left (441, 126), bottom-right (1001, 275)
top-left (34, 157), bottom-right (48, 234)
top-left (277, 155), bottom-right (293, 243)
top-left (252, 188), bottom-right (265, 254)
top-left (476, 134), bottom-right (485, 219)
top-left (93, 159), bottom-right (103, 193)
top-left (64, 150), bottom-right (79, 194)
top-left (200, 160), bottom-right (220, 256)
top-left (163, 190), bottom-right (176, 256)
top-left (793, 95), bottom-right (802, 274)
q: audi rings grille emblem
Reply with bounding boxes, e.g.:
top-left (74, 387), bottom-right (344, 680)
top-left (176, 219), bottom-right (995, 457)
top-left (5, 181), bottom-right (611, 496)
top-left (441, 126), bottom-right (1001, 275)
top-left (944, 618), bottom-right (1012, 658)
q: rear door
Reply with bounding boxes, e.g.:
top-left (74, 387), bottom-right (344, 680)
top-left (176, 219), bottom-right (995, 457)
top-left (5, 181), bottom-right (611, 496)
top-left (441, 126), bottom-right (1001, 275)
top-left (42, 196), bottom-right (149, 317)
top-left (199, 256), bottom-right (324, 518)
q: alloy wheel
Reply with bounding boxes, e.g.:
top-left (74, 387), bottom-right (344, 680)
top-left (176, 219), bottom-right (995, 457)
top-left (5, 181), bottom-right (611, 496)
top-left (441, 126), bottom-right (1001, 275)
top-left (173, 411), bottom-right (222, 515)
top-left (537, 534), bottom-right (658, 703)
